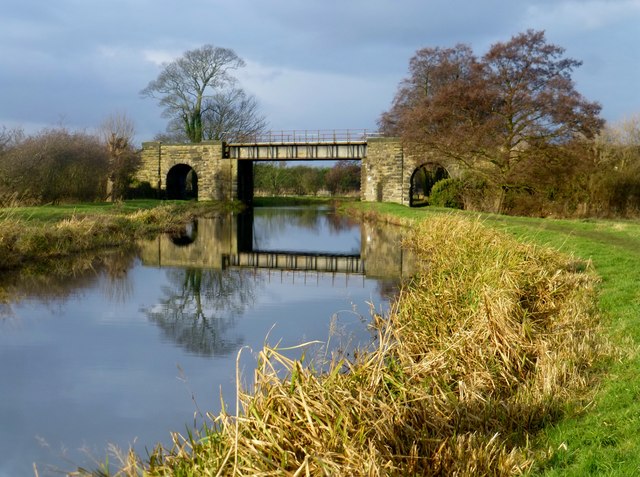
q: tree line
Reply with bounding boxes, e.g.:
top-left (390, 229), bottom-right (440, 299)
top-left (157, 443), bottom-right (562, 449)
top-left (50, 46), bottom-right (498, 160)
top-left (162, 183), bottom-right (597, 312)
top-left (254, 161), bottom-right (361, 197)
top-left (379, 29), bottom-right (640, 217)
top-left (0, 123), bottom-right (360, 205)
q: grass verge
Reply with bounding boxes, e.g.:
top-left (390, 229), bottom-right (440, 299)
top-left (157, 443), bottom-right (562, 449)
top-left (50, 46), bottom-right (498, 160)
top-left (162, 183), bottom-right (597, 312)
top-left (90, 207), bottom-right (609, 476)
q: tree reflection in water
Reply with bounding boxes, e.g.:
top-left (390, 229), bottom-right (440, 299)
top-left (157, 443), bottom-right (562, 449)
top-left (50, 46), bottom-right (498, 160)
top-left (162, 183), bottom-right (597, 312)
top-left (145, 267), bottom-right (261, 357)
top-left (0, 249), bottom-right (138, 319)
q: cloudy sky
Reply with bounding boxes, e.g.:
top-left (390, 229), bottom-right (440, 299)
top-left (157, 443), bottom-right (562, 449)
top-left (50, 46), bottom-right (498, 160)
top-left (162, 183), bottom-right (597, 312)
top-left (1, 0), bottom-right (639, 143)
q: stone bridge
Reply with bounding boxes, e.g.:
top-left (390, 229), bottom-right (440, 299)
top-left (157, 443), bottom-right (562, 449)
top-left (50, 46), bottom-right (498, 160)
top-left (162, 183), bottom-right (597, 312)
top-left (136, 130), bottom-right (456, 205)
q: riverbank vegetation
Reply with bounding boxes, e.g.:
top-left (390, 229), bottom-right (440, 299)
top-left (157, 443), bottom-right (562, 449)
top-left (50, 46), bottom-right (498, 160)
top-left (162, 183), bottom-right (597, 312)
top-left (86, 209), bottom-right (612, 476)
top-left (380, 30), bottom-right (640, 218)
top-left (349, 202), bottom-right (640, 475)
top-left (0, 117), bottom-right (141, 206)
top-left (0, 199), bottom-right (238, 271)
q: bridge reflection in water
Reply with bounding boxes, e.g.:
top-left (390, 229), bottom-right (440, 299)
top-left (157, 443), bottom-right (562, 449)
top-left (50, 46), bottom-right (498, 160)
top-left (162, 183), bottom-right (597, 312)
top-left (138, 208), bottom-right (413, 283)
top-left (223, 252), bottom-right (364, 275)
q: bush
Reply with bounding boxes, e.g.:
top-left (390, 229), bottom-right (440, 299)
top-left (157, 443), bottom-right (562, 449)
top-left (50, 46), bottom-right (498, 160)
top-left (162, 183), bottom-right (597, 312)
top-left (588, 165), bottom-right (640, 217)
top-left (428, 178), bottom-right (464, 209)
top-left (128, 180), bottom-right (158, 199)
top-left (0, 128), bottom-right (109, 204)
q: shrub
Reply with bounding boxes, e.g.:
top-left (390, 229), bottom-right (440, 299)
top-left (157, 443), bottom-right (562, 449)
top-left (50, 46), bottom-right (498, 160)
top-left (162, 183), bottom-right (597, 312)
top-left (428, 178), bottom-right (464, 209)
top-left (0, 128), bottom-right (109, 204)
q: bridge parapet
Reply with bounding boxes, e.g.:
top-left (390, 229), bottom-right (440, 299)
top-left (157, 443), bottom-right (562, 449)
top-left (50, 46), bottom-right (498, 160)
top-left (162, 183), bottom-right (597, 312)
top-left (225, 129), bottom-right (381, 145)
top-left (225, 129), bottom-right (383, 161)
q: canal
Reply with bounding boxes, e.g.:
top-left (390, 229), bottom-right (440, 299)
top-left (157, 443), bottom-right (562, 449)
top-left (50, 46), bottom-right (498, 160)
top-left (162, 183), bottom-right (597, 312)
top-left (0, 206), bottom-right (412, 476)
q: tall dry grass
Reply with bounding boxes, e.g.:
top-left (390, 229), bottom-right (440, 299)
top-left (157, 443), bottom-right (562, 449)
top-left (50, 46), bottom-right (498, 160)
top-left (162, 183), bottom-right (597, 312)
top-left (0, 205), bottom-right (203, 270)
top-left (88, 215), bottom-right (607, 476)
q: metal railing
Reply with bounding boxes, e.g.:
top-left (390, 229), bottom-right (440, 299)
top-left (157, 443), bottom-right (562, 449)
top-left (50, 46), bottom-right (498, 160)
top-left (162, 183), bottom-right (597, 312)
top-left (224, 129), bottom-right (383, 144)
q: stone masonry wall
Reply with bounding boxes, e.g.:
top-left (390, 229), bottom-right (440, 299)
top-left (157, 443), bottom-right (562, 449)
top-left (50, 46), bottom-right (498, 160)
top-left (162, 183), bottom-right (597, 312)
top-left (361, 137), bottom-right (407, 205)
top-left (137, 213), bottom-right (237, 269)
top-left (137, 141), bottom-right (237, 200)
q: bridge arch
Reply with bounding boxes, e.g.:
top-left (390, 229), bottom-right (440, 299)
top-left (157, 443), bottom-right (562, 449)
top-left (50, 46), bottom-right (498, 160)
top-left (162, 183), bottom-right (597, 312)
top-left (409, 162), bottom-right (449, 207)
top-left (166, 164), bottom-right (198, 200)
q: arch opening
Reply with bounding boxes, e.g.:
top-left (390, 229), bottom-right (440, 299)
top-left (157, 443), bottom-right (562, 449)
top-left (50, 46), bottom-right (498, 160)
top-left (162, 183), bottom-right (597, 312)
top-left (409, 163), bottom-right (449, 207)
top-left (170, 220), bottom-right (198, 246)
top-left (166, 164), bottom-right (198, 200)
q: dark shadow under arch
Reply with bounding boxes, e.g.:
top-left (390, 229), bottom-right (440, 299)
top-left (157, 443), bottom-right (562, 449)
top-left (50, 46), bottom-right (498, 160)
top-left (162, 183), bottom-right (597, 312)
top-left (170, 220), bottom-right (198, 246)
top-left (166, 164), bottom-right (198, 200)
top-left (409, 163), bottom-right (449, 207)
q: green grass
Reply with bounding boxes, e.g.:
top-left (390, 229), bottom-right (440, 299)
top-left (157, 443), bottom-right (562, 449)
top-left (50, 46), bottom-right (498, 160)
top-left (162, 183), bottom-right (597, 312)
top-left (346, 202), bottom-right (640, 475)
top-left (0, 199), bottom-right (200, 223)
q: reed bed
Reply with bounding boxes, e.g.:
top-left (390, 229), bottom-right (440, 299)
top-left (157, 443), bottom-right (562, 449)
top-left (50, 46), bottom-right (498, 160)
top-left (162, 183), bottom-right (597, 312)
top-left (89, 215), bottom-right (607, 476)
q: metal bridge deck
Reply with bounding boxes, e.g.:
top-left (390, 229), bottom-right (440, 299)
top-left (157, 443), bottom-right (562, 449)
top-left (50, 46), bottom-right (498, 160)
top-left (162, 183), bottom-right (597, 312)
top-left (224, 129), bottom-right (378, 161)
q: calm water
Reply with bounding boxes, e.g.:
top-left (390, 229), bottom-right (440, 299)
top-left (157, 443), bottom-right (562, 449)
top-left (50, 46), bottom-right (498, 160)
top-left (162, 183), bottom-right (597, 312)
top-left (0, 207), bottom-right (410, 476)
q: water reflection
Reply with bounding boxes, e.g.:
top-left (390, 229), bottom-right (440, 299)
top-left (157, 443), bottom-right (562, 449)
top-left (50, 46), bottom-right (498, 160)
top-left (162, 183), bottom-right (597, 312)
top-left (145, 268), bottom-right (259, 356)
top-left (135, 207), bottom-right (414, 357)
top-left (170, 220), bottom-right (198, 246)
top-left (249, 207), bottom-right (361, 254)
top-left (0, 249), bottom-right (138, 319)
top-left (138, 207), bottom-right (414, 279)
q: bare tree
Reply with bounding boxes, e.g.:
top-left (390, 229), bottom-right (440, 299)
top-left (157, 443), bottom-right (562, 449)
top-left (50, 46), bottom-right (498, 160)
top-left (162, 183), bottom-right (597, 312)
top-left (202, 88), bottom-right (267, 141)
top-left (157, 88), bottom-right (268, 143)
top-left (100, 112), bottom-right (140, 200)
top-left (0, 126), bottom-right (24, 154)
top-left (141, 44), bottom-right (245, 143)
top-left (100, 112), bottom-right (135, 149)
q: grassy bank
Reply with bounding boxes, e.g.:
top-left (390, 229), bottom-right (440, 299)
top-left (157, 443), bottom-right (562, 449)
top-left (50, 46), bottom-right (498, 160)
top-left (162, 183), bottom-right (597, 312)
top-left (92, 207), bottom-right (609, 476)
top-left (0, 199), bottom-right (239, 270)
top-left (346, 202), bottom-right (640, 475)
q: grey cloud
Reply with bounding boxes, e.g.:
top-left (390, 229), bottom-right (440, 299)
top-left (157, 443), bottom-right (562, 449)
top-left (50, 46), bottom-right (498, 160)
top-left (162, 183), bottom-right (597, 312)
top-left (0, 0), bottom-right (638, 139)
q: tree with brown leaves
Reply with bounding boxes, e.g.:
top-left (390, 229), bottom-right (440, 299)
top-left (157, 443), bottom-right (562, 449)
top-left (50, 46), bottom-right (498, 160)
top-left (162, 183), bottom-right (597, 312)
top-left (380, 30), bottom-right (604, 212)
